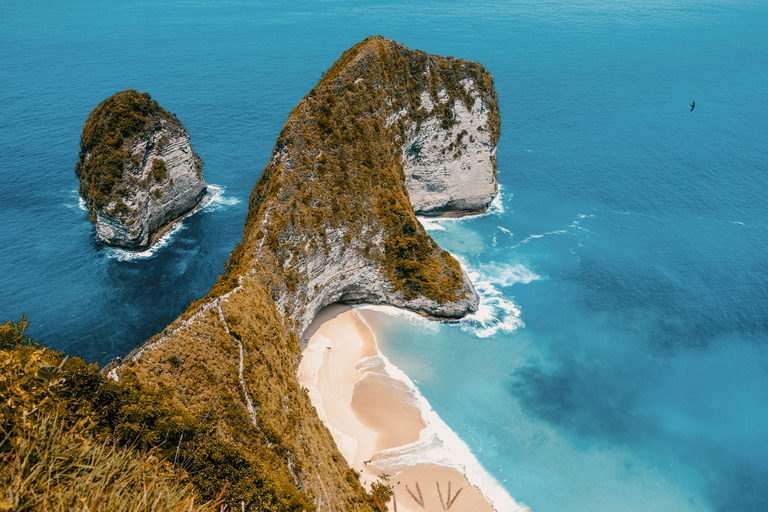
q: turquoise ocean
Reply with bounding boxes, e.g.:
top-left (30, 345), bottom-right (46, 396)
top-left (1, 1), bottom-right (766, 510)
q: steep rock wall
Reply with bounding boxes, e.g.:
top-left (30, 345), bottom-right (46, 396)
top-left (232, 36), bottom-right (499, 336)
top-left (401, 80), bottom-right (498, 215)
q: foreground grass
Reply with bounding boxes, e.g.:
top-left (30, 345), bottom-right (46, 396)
top-left (1, 414), bottom-right (224, 512)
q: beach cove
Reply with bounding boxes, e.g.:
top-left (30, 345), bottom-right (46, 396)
top-left (298, 305), bottom-right (527, 512)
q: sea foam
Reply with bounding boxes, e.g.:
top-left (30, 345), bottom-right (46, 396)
top-left (455, 256), bottom-right (534, 338)
top-left (103, 222), bottom-right (186, 261)
top-left (102, 184), bottom-right (238, 261)
top-left (199, 183), bottom-right (241, 211)
top-left (417, 185), bottom-right (508, 233)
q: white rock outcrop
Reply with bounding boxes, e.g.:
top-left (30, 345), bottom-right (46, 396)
top-left (233, 37), bottom-right (502, 332)
top-left (269, 227), bottom-right (479, 340)
top-left (77, 90), bottom-right (206, 250)
top-left (401, 79), bottom-right (497, 216)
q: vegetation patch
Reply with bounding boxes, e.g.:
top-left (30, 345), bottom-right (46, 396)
top-left (230, 36), bottom-right (494, 309)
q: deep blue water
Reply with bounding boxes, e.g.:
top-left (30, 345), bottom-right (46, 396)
top-left (1, 1), bottom-right (766, 510)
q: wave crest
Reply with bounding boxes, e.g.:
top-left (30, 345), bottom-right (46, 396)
top-left (458, 260), bottom-right (540, 338)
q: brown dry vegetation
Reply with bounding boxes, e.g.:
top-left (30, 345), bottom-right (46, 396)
top-left (123, 277), bottom-right (380, 510)
top-left (230, 35), bottom-right (498, 306)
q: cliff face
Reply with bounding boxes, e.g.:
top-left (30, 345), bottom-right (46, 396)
top-left (401, 81), bottom-right (499, 216)
top-left (75, 90), bottom-right (207, 250)
top-left (116, 37), bottom-right (500, 510)
top-left (234, 35), bottom-right (499, 336)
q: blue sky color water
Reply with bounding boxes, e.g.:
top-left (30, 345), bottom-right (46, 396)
top-left (1, 1), bottom-right (767, 510)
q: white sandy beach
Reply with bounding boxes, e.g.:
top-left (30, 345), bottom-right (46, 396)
top-left (298, 305), bottom-right (508, 512)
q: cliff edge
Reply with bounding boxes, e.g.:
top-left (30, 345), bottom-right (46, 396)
top-left (75, 90), bottom-right (207, 250)
top-left (114, 37), bottom-right (501, 510)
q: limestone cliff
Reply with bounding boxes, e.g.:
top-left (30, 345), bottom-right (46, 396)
top-left (75, 90), bottom-right (207, 250)
top-left (398, 66), bottom-right (499, 216)
top-left (114, 37), bottom-right (500, 510)
top-left (401, 82), bottom-right (499, 216)
top-left (233, 35), bottom-right (499, 335)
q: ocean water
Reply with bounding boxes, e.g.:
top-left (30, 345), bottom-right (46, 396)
top-left (1, 1), bottom-right (766, 510)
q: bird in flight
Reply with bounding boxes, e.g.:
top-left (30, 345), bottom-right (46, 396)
top-left (690, 100), bottom-right (695, 112)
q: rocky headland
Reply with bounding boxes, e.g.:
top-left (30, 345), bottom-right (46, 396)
top-left (75, 89), bottom-right (207, 250)
top-left (112, 36), bottom-right (501, 510)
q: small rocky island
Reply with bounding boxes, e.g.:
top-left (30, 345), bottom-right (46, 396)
top-left (75, 89), bottom-right (206, 250)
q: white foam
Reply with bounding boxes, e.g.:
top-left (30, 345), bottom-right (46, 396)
top-left (355, 354), bottom-right (386, 372)
top-left (102, 184), bottom-right (238, 261)
top-left (418, 218), bottom-right (446, 231)
top-left (354, 308), bottom-right (527, 512)
top-left (64, 191), bottom-right (88, 211)
top-left (359, 304), bottom-right (442, 333)
top-left (199, 183), bottom-right (241, 212)
top-left (507, 213), bottom-right (597, 249)
top-left (451, 255), bottom-right (531, 338)
top-left (103, 222), bottom-right (186, 261)
top-left (416, 184), bottom-right (509, 232)
top-left (462, 290), bottom-right (524, 338)
top-left (488, 185), bottom-right (506, 215)
top-left (509, 229), bottom-right (565, 249)
top-left (480, 262), bottom-right (542, 287)
top-left (499, 226), bottom-right (513, 237)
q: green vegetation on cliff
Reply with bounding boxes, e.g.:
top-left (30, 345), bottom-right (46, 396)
top-left (74, 89), bottom-right (176, 217)
top-left (21, 37), bottom-right (498, 512)
top-left (116, 37), bottom-right (497, 510)
top-left (229, 36), bottom-right (497, 306)
top-left (123, 279), bottom-right (386, 511)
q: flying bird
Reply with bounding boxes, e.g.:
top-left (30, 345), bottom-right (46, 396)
top-left (690, 100), bottom-right (695, 112)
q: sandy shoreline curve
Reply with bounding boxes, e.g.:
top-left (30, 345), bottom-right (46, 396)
top-left (298, 305), bottom-right (527, 512)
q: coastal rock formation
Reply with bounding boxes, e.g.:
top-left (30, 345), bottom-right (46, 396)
top-left (236, 35), bottom-right (500, 335)
top-left (115, 37), bottom-right (500, 510)
top-left (75, 90), bottom-right (206, 250)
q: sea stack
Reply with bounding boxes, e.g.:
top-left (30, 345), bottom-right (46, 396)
top-left (75, 89), bottom-right (207, 250)
top-left (236, 35), bottom-right (501, 333)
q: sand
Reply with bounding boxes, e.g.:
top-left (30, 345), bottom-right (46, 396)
top-left (297, 306), bottom-right (498, 512)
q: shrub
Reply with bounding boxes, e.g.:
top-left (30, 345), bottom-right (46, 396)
top-left (151, 158), bottom-right (168, 183)
top-left (0, 413), bottom-right (224, 512)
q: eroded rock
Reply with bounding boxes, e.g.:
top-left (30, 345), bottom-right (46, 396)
top-left (75, 90), bottom-right (206, 250)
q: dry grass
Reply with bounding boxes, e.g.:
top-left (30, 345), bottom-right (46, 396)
top-left (0, 414), bottom-right (223, 512)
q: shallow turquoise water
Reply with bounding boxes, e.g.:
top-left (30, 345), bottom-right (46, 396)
top-left (1, 1), bottom-right (767, 510)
